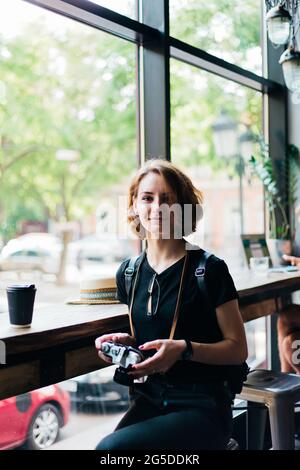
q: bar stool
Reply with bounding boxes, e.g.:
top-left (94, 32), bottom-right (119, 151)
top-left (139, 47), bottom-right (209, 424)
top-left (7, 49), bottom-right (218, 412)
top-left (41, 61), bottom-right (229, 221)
top-left (237, 369), bottom-right (300, 449)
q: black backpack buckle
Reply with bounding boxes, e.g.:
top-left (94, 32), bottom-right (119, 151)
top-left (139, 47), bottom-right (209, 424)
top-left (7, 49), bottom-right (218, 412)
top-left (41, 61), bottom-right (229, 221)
top-left (195, 267), bottom-right (205, 277)
top-left (125, 267), bottom-right (135, 277)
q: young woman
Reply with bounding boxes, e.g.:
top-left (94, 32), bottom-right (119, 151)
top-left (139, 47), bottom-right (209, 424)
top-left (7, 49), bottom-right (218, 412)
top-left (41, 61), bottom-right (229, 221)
top-left (95, 159), bottom-right (248, 450)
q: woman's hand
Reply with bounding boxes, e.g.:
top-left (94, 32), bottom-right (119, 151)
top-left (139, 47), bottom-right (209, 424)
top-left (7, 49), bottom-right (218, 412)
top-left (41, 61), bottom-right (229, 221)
top-left (128, 339), bottom-right (186, 379)
top-left (95, 333), bottom-right (136, 365)
top-left (283, 254), bottom-right (300, 268)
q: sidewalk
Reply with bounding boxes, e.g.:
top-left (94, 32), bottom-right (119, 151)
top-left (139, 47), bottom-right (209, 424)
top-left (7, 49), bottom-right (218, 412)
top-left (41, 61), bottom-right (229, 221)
top-left (49, 413), bottom-right (123, 450)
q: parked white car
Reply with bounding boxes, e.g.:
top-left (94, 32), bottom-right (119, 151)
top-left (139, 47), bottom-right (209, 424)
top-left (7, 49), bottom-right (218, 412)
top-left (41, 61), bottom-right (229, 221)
top-left (68, 234), bottom-right (133, 265)
top-left (0, 232), bottom-right (134, 275)
top-left (0, 233), bottom-right (61, 275)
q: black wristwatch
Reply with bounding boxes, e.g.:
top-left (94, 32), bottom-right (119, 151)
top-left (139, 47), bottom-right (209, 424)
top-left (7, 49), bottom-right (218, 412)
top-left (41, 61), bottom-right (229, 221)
top-left (181, 339), bottom-right (193, 361)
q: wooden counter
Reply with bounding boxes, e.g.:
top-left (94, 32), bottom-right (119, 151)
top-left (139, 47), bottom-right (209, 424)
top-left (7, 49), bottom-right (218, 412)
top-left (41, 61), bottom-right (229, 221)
top-left (236, 269), bottom-right (300, 322)
top-left (1, 270), bottom-right (300, 400)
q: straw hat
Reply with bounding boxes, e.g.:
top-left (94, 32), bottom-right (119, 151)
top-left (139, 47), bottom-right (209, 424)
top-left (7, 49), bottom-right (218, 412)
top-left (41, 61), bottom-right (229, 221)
top-left (66, 277), bottom-right (120, 305)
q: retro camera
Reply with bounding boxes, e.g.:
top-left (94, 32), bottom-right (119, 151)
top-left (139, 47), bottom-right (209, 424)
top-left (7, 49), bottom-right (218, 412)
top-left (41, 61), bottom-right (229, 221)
top-left (101, 341), bottom-right (145, 386)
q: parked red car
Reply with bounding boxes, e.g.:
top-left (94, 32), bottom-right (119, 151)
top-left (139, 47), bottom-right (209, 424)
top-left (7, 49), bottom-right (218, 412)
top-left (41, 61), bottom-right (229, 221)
top-left (0, 385), bottom-right (70, 450)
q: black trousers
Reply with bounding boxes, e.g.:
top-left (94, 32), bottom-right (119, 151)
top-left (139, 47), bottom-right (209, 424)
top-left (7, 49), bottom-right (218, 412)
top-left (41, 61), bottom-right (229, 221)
top-left (95, 387), bottom-right (232, 451)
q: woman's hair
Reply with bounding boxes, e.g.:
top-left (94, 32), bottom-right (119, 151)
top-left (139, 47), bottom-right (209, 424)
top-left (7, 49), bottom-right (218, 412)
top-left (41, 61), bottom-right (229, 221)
top-left (127, 158), bottom-right (204, 239)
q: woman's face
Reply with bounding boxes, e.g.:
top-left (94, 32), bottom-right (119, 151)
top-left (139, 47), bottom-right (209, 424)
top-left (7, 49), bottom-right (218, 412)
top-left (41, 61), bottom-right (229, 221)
top-left (133, 172), bottom-right (180, 239)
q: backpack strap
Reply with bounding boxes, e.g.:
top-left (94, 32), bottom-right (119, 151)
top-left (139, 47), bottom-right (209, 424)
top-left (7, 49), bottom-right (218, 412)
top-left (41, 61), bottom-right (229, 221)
top-left (124, 251), bottom-right (146, 338)
top-left (124, 251), bottom-right (148, 300)
top-left (124, 255), bottom-right (140, 301)
top-left (195, 250), bottom-right (214, 307)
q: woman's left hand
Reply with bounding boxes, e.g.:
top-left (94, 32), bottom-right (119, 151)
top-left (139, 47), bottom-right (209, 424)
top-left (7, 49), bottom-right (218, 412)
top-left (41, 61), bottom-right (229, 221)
top-left (128, 339), bottom-right (186, 378)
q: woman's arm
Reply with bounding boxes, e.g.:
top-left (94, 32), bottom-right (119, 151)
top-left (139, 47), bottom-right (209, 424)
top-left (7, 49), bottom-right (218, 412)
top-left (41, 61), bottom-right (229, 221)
top-left (190, 299), bottom-right (248, 365)
top-left (282, 254), bottom-right (300, 268)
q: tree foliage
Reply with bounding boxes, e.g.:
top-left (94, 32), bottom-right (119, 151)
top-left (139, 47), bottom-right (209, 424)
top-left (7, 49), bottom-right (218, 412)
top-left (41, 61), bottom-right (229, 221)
top-left (0, 15), bottom-right (136, 239)
top-left (1, 0), bottom-right (262, 242)
top-left (170, 0), bottom-right (262, 170)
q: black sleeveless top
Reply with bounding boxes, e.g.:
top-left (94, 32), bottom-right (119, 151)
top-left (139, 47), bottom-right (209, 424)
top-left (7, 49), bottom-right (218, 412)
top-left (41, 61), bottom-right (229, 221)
top-left (116, 248), bottom-right (239, 384)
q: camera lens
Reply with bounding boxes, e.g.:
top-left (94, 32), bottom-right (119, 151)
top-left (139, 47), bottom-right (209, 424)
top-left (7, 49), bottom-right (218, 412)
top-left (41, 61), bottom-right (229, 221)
top-left (102, 343), bottom-right (110, 353)
top-left (112, 347), bottom-right (120, 356)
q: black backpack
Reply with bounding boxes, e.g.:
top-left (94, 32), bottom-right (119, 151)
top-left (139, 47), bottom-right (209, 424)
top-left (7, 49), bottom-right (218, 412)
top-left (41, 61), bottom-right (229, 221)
top-left (124, 249), bottom-right (249, 395)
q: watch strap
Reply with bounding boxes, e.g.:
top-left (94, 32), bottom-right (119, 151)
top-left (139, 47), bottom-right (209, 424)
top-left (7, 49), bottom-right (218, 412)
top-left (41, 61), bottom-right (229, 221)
top-left (181, 339), bottom-right (193, 361)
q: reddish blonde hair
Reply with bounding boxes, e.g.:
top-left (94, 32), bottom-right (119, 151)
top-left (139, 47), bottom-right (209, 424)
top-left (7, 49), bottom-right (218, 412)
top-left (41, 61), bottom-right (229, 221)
top-left (127, 159), bottom-right (203, 239)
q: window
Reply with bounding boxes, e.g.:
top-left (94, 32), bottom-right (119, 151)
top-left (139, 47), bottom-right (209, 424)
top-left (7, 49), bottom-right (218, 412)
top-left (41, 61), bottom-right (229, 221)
top-left (86, 0), bottom-right (136, 19)
top-left (0, 0), bottom-right (138, 293)
top-left (0, 367), bottom-right (129, 450)
top-left (245, 317), bottom-right (267, 368)
top-left (170, 0), bottom-right (263, 75)
top-left (171, 60), bottom-right (264, 269)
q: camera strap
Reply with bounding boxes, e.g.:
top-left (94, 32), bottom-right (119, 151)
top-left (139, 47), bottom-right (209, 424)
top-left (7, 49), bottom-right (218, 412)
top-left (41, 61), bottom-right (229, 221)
top-left (169, 252), bottom-right (189, 340)
top-left (127, 250), bottom-right (190, 341)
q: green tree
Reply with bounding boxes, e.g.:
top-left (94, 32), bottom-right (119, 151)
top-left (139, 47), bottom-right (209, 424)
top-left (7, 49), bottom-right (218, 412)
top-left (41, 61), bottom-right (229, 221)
top-left (170, 0), bottom-right (262, 170)
top-left (0, 15), bottom-right (136, 282)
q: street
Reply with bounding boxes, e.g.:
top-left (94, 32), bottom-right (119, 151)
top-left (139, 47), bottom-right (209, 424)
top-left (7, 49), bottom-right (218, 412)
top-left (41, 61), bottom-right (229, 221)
top-left (0, 264), bottom-right (127, 452)
top-left (49, 410), bottom-right (125, 450)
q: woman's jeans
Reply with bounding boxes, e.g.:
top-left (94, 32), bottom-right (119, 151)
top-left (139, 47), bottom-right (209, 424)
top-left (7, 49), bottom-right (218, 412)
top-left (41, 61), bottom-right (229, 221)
top-left (95, 383), bottom-right (232, 451)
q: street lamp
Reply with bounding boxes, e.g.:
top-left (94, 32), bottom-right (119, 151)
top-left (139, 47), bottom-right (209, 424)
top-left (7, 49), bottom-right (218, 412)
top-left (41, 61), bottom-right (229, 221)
top-left (266, 4), bottom-right (291, 46)
top-left (212, 111), bottom-right (254, 234)
top-left (211, 110), bottom-right (238, 158)
top-left (279, 46), bottom-right (300, 92)
top-left (265, 1), bottom-right (300, 92)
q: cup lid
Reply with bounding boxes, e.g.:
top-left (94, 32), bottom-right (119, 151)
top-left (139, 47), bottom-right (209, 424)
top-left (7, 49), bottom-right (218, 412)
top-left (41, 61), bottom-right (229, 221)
top-left (7, 284), bottom-right (36, 290)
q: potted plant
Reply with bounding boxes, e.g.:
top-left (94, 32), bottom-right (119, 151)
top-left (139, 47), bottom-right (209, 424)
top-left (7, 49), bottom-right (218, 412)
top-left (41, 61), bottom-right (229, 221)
top-left (249, 139), bottom-right (299, 266)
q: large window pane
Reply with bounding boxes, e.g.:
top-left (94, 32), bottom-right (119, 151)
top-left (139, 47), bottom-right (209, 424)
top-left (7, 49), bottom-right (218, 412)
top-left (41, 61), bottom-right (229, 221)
top-left (171, 59), bottom-right (264, 270)
top-left (171, 59), bottom-right (265, 367)
top-left (170, 0), bottom-right (262, 75)
top-left (244, 317), bottom-right (267, 369)
top-left (0, 0), bottom-right (138, 303)
top-left (0, 366), bottom-right (129, 450)
top-left (86, 0), bottom-right (136, 19)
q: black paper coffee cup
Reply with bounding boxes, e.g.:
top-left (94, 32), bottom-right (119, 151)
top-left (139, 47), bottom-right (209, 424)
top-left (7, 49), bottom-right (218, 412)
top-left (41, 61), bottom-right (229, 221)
top-left (6, 284), bottom-right (36, 328)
